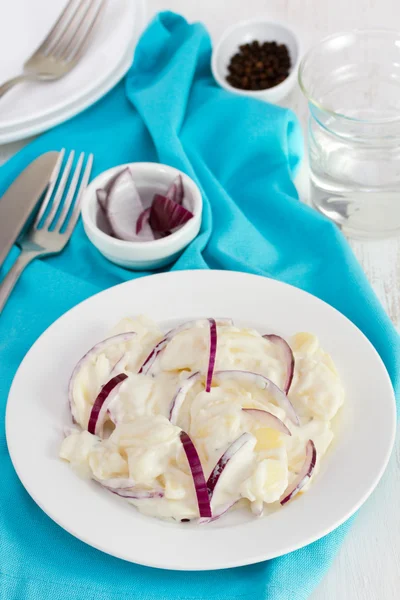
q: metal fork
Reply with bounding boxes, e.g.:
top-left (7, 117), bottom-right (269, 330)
top-left (0, 0), bottom-right (105, 100)
top-left (0, 150), bottom-right (93, 314)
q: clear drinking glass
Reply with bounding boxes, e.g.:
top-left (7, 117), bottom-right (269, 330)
top-left (299, 30), bottom-right (400, 238)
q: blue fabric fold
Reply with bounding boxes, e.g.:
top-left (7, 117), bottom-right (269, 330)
top-left (0, 12), bottom-right (398, 600)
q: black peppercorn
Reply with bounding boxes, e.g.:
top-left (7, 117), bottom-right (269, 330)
top-left (226, 39), bottom-right (291, 91)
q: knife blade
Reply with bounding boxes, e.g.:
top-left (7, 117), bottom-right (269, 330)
top-left (0, 151), bottom-right (60, 268)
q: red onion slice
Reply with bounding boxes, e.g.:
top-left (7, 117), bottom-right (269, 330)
top-left (263, 334), bottom-right (295, 394)
top-left (109, 352), bottom-right (127, 379)
top-left (95, 477), bottom-right (136, 489)
top-left (199, 501), bottom-right (238, 524)
top-left (165, 318), bottom-right (232, 339)
top-left (95, 476), bottom-right (164, 499)
top-left (138, 339), bottom-right (167, 375)
top-left (180, 431), bottom-right (212, 518)
top-left (169, 372), bottom-right (201, 424)
top-left (96, 189), bottom-right (108, 211)
top-left (87, 373), bottom-right (128, 435)
top-left (96, 198), bottom-right (113, 235)
top-left (106, 168), bottom-right (145, 242)
top-left (150, 194), bottom-right (193, 232)
top-left (68, 332), bottom-right (136, 421)
top-left (107, 353), bottom-right (128, 424)
top-left (206, 318), bottom-right (217, 392)
top-left (166, 174), bottom-right (184, 204)
top-left (96, 170), bottom-right (122, 212)
top-left (207, 432), bottom-right (253, 498)
top-left (105, 487), bottom-right (163, 499)
top-left (242, 408), bottom-right (292, 436)
top-left (214, 370), bottom-right (299, 426)
top-left (135, 207), bottom-right (154, 241)
top-left (280, 440), bottom-right (317, 505)
top-left (99, 482), bottom-right (164, 499)
top-left (165, 183), bottom-right (177, 202)
top-left (139, 318), bottom-right (233, 375)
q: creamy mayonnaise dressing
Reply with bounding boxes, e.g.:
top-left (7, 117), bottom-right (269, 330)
top-left (60, 317), bottom-right (344, 522)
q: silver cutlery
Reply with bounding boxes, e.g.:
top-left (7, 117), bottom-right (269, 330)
top-left (0, 149), bottom-right (93, 313)
top-left (0, 152), bottom-right (60, 268)
top-left (0, 0), bottom-right (105, 100)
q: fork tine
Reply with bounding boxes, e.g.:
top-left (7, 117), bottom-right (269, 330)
top-left (53, 152), bottom-right (84, 233)
top-left (40, 151), bottom-right (75, 230)
top-left (64, 154), bottom-right (93, 238)
top-left (63, 0), bottom-right (106, 63)
top-left (34, 149), bottom-right (66, 227)
top-left (51, 0), bottom-right (98, 61)
top-left (34, 0), bottom-right (78, 56)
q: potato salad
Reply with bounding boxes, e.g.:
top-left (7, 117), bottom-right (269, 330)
top-left (60, 316), bottom-right (345, 522)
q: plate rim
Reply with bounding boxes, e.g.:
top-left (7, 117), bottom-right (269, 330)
top-left (0, 0), bottom-right (146, 144)
top-left (5, 270), bottom-right (397, 570)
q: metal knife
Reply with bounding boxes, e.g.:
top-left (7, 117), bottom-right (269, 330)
top-left (0, 151), bottom-right (60, 268)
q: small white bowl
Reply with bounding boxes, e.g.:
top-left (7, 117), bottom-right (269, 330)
top-left (81, 163), bottom-right (202, 270)
top-left (212, 19), bottom-right (300, 103)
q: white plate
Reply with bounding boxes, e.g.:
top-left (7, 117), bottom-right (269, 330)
top-left (6, 271), bottom-right (396, 570)
top-left (0, 42), bottom-right (136, 145)
top-left (0, 0), bottom-right (145, 143)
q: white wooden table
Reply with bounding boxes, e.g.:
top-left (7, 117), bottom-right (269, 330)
top-left (1, 0), bottom-right (399, 597)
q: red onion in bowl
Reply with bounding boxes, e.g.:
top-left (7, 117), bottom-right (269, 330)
top-left (280, 440), bottom-right (317, 505)
top-left (96, 169), bottom-right (193, 241)
top-left (87, 373), bottom-right (128, 436)
top-left (242, 408), bottom-right (291, 436)
top-left (263, 334), bottom-right (295, 393)
top-left (180, 431), bottom-right (211, 518)
top-left (105, 168), bottom-right (146, 242)
top-left (166, 174), bottom-right (184, 204)
top-left (68, 332), bottom-right (136, 423)
top-left (97, 169), bottom-right (123, 201)
top-left (150, 194), bottom-right (193, 233)
top-left (136, 207), bottom-right (151, 235)
top-left (96, 170), bottom-right (123, 213)
top-left (96, 189), bottom-right (108, 211)
top-left (214, 370), bottom-right (299, 425)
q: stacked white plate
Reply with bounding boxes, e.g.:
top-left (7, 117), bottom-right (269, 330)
top-left (0, 0), bottom-right (146, 144)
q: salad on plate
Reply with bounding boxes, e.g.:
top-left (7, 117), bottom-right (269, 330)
top-left (60, 316), bottom-right (345, 522)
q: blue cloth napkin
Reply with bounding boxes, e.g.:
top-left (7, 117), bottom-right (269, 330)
top-left (0, 12), bottom-right (399, 600)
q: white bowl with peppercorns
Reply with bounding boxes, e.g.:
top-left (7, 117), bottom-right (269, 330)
top-left (212, 19), bottom-right (300, 103)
